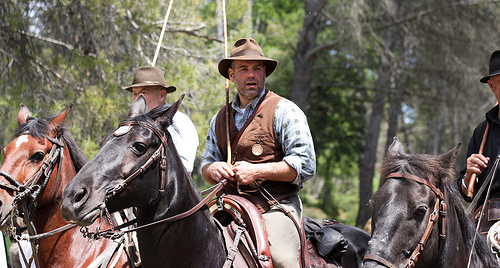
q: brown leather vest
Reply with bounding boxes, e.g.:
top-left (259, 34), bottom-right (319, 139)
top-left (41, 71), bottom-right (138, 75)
top-left (215, 91), bottom-right (299, 212)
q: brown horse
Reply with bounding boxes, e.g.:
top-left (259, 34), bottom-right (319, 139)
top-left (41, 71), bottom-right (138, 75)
top-left (0, 104), bottom-right (131, 268)
top-left (364, 138), bottom-right (498, 268)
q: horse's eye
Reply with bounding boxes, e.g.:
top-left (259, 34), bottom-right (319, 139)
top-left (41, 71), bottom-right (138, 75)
top-left (30, 151), bottom-right (45, 163)
top-left (132, 142), bottom-right (147, 154)
top-left (413, 206), bottom-right (427, 220)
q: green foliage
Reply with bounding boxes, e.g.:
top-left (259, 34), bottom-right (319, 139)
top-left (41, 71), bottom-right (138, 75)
top-left (2, 0), bottom-right (499, 228)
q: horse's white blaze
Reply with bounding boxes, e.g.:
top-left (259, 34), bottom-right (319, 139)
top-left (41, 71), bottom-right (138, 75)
top-left (15, 135), bottom-right (29, 149)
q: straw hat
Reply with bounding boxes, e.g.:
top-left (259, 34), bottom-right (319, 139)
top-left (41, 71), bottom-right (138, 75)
top-left (218, 38), bottom-right (277, 79)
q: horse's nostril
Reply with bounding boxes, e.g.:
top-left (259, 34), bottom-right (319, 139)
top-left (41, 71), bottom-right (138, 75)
top-left (74, 188), bottom-right (87, 203)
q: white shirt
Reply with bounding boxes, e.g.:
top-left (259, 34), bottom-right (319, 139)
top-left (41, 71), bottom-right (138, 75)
top-left (168, 111), bottom-right (199, 173)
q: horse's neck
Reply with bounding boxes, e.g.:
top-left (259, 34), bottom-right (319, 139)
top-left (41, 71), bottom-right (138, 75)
top-left (135, 161), bottom-right (226, 267)
top-left (436, 193), bottom-right (470, 267)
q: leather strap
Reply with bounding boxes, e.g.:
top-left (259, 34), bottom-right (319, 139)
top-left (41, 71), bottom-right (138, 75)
top-left (363, 254), bottom-right (397, 268)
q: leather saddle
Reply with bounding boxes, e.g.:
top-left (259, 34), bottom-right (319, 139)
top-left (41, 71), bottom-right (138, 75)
top-left (208, 194), bottom-right (342, 268)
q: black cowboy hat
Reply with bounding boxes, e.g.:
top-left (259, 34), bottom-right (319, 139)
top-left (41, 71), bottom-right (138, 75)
top-left (122, 66), bottom-right (176, 93)
top-left (218, 38), bottom-right (278, 79)
top-left (480, 50), bottom-right (500, 83)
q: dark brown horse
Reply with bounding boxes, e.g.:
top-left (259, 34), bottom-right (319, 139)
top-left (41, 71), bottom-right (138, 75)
top-left (60, 95), bottom-right (369, 268)
top-left (61, 95), bottom-right (226, 267)
top-left (0, 105), bottom-right (131, 268)
top-left (364, 138), bottom-right (498, 268)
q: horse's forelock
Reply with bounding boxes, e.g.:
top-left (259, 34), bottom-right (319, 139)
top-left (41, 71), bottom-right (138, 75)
top-left (381, 152), bottom-right (453, 188)
top-left (124, 105), bottom-right (173, 131)
top-left (14, 117), bottom-right (51, 139)
top-left (13, 116), bottom-right (87, 172)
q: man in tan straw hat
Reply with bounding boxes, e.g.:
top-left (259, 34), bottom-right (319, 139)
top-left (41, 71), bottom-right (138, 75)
top-left (458, 50), bottom-right (500, 233)
top-left (123, 66), bottom-right (199, 173)
top-left (201, 38), bottom-right (316, 268)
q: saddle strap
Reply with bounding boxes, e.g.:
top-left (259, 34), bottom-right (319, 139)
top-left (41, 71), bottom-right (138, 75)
top-left (223, 223), bottom-right (246, 268)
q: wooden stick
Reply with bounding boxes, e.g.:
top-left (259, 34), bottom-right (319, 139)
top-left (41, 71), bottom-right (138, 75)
top-left (222, 0), bottom-right (231, 166)
top-left (467, 122), bottom-right (490, 198)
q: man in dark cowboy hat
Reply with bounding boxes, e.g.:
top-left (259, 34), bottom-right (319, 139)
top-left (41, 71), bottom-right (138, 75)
top-left (458, 50), bottom-right (500, 233)
top-left (201, 38), bottom-right (316, 268)
top-left (123, 66), bottom-right (199, 173)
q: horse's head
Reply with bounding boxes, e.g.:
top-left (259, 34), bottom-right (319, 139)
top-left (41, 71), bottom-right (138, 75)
top-left (0, 104), bottom-right (78, 230)
top-left (61, 94), bottom-right (184, 226)
top-left (364, 137), bottom-right (461, 268)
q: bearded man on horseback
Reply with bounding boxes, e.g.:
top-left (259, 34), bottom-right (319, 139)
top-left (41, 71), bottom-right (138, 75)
top-left (201, 38), bottom-right (316, 268)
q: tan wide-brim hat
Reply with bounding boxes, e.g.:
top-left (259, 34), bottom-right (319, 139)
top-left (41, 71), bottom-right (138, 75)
top-left (218, 38), bottom-right (278, 79)
top-left (481, 50), bottom-right (500, 83)
top-left (122, 66), bottom-right (176, 93)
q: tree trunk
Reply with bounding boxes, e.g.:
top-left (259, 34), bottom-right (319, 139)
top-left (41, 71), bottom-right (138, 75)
top-left (289, 0), bottom-right (327, 114)
top-left (356, 0), bottom-right (403, 228)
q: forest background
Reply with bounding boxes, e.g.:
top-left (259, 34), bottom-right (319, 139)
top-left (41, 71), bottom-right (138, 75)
top-left (2, 0), bottom-right (500, 229)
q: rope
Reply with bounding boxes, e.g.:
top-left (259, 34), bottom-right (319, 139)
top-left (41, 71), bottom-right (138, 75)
top-left (468, 155), bottom-right (500, 268)
top-left (152, 0), bottom-right (175, 67)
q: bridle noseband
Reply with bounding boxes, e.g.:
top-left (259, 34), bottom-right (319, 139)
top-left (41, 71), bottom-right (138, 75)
top-left (364, 172), bottom-right (447, 268)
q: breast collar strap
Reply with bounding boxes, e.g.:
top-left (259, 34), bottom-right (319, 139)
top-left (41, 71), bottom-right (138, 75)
top-left (105, 121), bottom-right (168, 203)
top-left (363, 172), bottom-right (447, 268)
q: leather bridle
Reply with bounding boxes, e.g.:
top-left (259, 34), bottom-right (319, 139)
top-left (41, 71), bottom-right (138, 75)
top-left (0, 135), bottom-right (70, 268)
top-left (82, 119), bottom-right (227, 241)
top-left (1, 135), bottom-right (65, 230)
top-left (364, 172), bottom-right (447, 268)
top-left (104, 120), bottom-right (169, 203)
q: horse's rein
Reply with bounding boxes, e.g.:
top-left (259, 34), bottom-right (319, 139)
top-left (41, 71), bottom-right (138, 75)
top-left (363, 172), bottom-right (447, 268)
top-left (83, 179), bottom-right (227, 240)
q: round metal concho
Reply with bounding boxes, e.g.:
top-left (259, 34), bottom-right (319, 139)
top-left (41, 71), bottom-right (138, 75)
top-left (252, 143), bottom-right (263, 156)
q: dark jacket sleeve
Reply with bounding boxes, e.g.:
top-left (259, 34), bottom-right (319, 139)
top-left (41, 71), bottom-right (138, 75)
top-left (457, 120), bottom-right (488, 202)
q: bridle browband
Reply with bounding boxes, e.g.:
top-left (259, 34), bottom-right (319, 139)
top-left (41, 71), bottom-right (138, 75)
top-left (364, 172), bottom-right (447, 268)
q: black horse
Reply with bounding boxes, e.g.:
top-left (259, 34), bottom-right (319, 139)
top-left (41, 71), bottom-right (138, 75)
top-left (364, 138), bottom-right (498, 268)
top-left (61, 95), bottom-right (368, 267)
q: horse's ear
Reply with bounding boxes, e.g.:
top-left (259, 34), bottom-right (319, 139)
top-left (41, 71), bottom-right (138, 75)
top-left (438, 142), bottom-right (462, 169)
top-left (128, 94), bottom-right (147, 119)
top-left (155, 94), bottom-right (184, 131)
top-left (17, 104), bottom-right (31, 125)
top-left (51, 104), bottom-right (73, 126)
top-left (386, 137), bottom-right (405, 158)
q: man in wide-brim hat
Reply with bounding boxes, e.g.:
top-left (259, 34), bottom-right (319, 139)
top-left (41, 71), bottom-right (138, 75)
top-left (201, 38), bottom-right (316, 268)
top-left (122, 66), bottom-right (199, 174)
top-left (458, 50), bottom-right (500, 234)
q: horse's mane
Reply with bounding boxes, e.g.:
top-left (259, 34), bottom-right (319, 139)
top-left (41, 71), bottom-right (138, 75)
top-left (14, 116), bottom-right (87, 172)
top-left (380, 150), bottom-right (497, 266)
